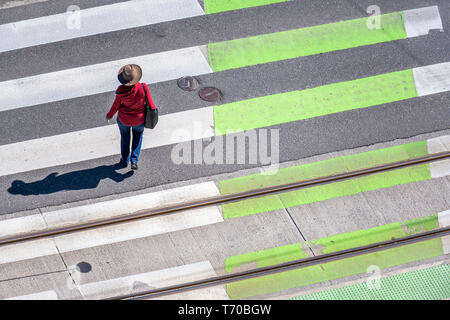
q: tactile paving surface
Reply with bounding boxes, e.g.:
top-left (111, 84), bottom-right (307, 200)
top-left (290, 264), bottom-right (450, 300)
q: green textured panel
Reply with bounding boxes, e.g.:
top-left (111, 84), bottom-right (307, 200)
top-left (225, 215), bottom-right (444, 299)
top-left (222, 164), bottom-right (431, 219)
top-left (204, 0), bottom-right (291, 14)
top-left (213, 69), bottom-right (417, 134)
top-left (208, 12), bottom-right (406, 72)
top-left (291, 264), bottom-right (450, 300)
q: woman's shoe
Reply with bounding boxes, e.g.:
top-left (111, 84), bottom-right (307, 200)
top-left (119, 158), bottom-right (128, 168)
top-left (131, 162), bottom-right (138, 170)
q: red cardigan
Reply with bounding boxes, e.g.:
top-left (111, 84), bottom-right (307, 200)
top-left (107, 82), bottom-right (156, 126)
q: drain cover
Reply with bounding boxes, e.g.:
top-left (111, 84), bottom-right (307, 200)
top-left (177, 76), bottom-right (199, 91)
top-left (199, 87), bottom-right (222, 102)
top-left (76, 261), bottom-right (92, 273)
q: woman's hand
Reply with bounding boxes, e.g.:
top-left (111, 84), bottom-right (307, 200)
top-left (106, 116), bottom-right (111, 124)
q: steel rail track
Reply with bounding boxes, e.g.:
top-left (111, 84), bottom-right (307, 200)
top-left (111, 226), bottom-right (450, 300)
top-left (1, 151), bottom-right (449, 247)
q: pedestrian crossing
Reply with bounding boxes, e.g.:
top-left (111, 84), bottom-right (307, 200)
top-left (0, 0), bottom-right (449, 300)
top-left (2, 61), bottom-right (449, 178)
top-left (2, 5), bottom-right (444, 112)
top-left (0, 2), bottom-right (448, 178)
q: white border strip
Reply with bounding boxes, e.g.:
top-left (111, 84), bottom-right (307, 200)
top-left (413, 62), bottom-right (450, 97)
top-left (0, 46), bottom-right (212, 112)
top-left (43, 182), bottom-right (221, 228)
top-left (0, 0), bottom-right (205, 53)
top-left (427, 135), bottom-right (450, 154)
top-left (0, 238), bottom-right (59, 265)
top-left (428, 135), bottom-right (450, 179)
top-left (404, 6), bottom-right (443, 38)
top-left (4, 290), bottom-right (58, 300)
top-left (438, 210), bottom-right (450, 255)
top-left (0, 106), bottom-right (214, 177)
top-left (0, 181), bottom-right (221, 237)
top-left (53, 205), bottom-right (223, 253)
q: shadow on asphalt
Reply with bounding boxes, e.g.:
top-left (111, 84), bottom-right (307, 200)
top-left (7, 163), bottom-right (134, 195)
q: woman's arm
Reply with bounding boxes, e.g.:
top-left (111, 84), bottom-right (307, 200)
top-left (106, 95), bottom-right (121, 120)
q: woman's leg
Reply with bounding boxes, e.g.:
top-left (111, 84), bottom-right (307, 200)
top-left (130, 122), bottom-right (145, 164)
top-left (117, 118), bottom-right (131, 164)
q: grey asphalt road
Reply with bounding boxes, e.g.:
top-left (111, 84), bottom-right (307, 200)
top-left (0, 0), bottom-right (449, 215)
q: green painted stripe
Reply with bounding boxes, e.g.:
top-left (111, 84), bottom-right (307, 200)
top-left (225, 214), bottom-right (444, 300)
top-left (219, 141), bottom-right (430, 219)
top-left (213, 69), bottom-right (418, 134)
top-left (223, 165), bottom-right (431, 219)
top-left (219, 141), bottom-right (428, 194)
top-left (204, 0), bottom-right (291, 14)
top-left (290, 264), bottom-right (450, 300)
top-left (207, 11), bottom-right (406, 72)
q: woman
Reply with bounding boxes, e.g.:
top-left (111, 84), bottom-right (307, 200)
top-left (106, 64), bottom-right (156, 170)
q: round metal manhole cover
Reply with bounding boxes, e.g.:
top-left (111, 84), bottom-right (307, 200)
top-left (199, 87), bottom-right (222, 102)
top-left (76, 261), bottom-right (92, 273)
top-left (177, 76), bottom-right (199, 91)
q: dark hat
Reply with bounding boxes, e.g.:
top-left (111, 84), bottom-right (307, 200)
top-left (117, 64), bottom-right (142, 86)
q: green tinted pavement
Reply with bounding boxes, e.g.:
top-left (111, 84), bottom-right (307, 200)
top-left (213, 69), bottom-right (418, 134)
top-left (219, 141), bottom-right (431, 219)
top-left (204, 0), bottom-right (291, 14)
top-left (208, 11), bottom-right (406, 72)
top-left (225, 214), bottom-right (444, 299)
top-left (290, 264), bottom-right (450, 300)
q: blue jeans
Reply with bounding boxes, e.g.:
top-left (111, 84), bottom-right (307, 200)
top-left (117, 118), bottom-right (145, 164)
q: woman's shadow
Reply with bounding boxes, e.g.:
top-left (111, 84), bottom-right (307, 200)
top-left (8, 163), bottom-right (134, 196)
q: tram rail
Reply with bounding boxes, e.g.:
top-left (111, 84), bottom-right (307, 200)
top-left (111, 226), bottom-right (450, 300)
top-left (1, 151), bottom-right (449, 247)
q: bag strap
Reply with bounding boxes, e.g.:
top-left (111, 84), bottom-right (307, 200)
top-left (141, 82), bottom-right (154, 110)
top-left (141, 82), bottom-right (148, 108)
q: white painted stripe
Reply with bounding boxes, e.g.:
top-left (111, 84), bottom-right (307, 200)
top-left (4, 290), bottom-right (58, 300)
top-left (78, 261), bottom-right (228, 299)
top-left (0, 238), bottom-right (58, 264)
top-left (428, 135), bottom-right (450, 178)
top-left (153, 286), bottom-right (230, 300)
top-left (0, 214), bottom-right (47, 237)
top-left (413, 62), bottom-right (450, 96)
top-left (0, 106), bottom-right (214, 177)
top-left (43, 182), bottom-right (221, 228)
top-left (53, 205), bottom-right (223, 253)
top-left (427, 135), bottom-right (450, 154)
top-left (0, 181), bottom-right (220, 237)
top-left (438, 210), bottom-right (450, 255)
top-left (0, 0), bottom-right (205, 53)
top-left (404, 6), bottom-right (443, 38)
top-left (430, 159), bottom-right (450, 179)
top-left (0, 205), bottom-right (222, 264)
top-left (0, 46), bottom-right (212, 112)
top-left (0, 0), bottom-right (48, 10)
